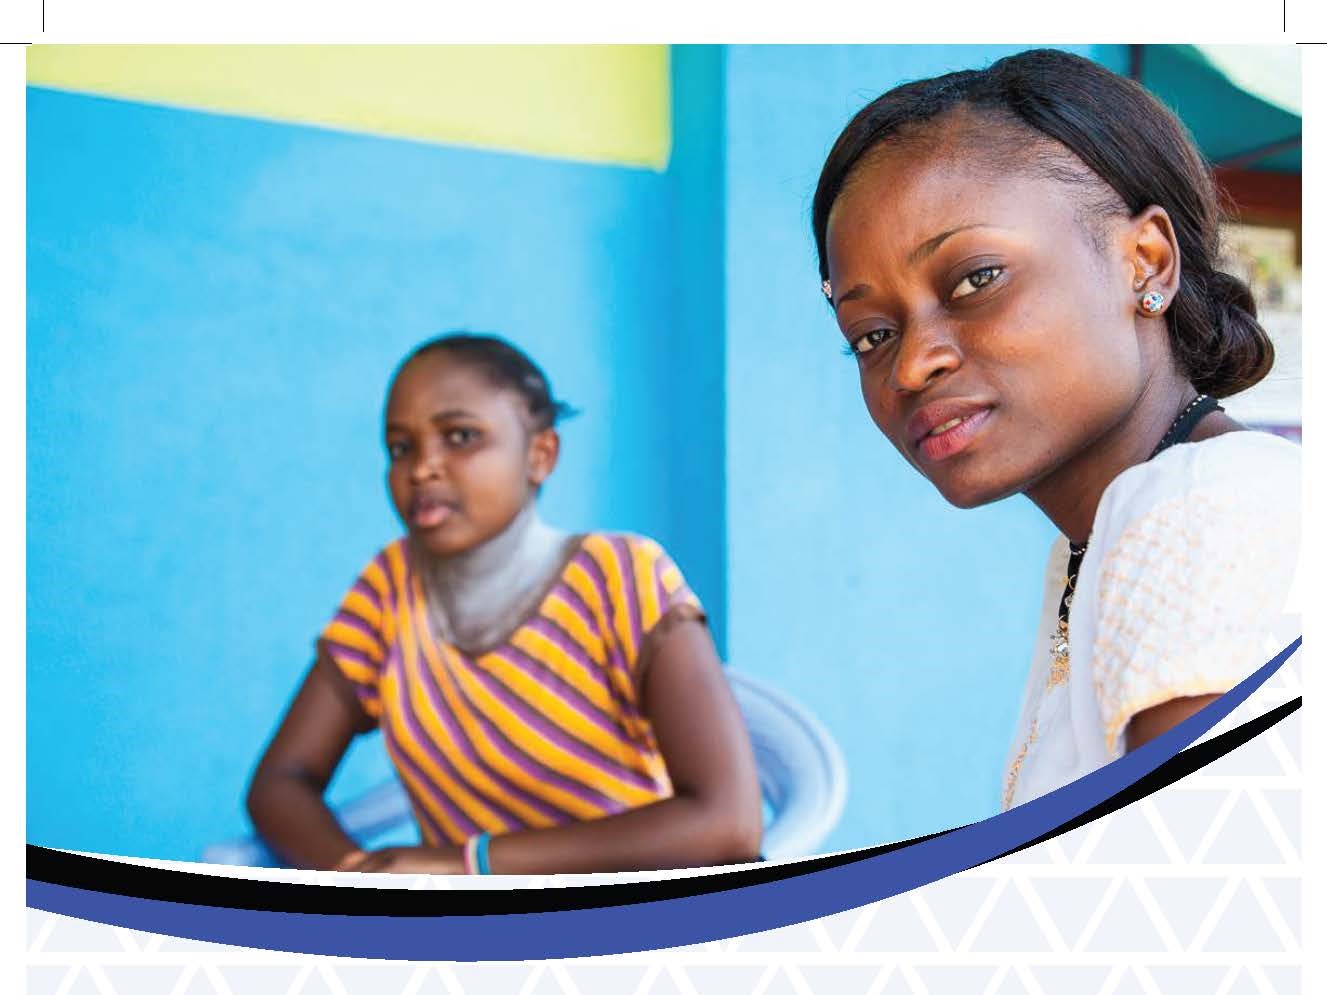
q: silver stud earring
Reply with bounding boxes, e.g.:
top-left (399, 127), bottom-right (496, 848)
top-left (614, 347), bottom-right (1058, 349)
top-left (1140, 290), bottom-right (1166, 314)
top-left (821, 280), bottom-right (833, 301)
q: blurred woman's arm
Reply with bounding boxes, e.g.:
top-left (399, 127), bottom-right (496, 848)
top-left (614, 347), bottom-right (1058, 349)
top-left (245, 654), bottom-right (372, 870)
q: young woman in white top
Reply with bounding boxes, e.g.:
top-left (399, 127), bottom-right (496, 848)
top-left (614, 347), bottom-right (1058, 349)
top-left (810, 49), bottom-right (1300, 809)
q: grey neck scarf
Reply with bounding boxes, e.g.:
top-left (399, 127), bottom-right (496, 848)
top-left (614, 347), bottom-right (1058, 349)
top-left (415, 502), bottom-right (573, 654)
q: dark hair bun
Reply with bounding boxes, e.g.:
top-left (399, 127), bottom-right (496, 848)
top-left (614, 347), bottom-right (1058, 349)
top-left (1177, 269), bottom-right (1275, 398)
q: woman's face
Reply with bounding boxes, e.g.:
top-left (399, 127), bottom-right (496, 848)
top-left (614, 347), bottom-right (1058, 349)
top-left (825, 129), bottom-right (1153, 509)
top-left (384, 353), bottom-right (554, 558)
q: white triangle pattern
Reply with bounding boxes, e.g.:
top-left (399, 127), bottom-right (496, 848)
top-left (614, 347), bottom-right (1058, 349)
top-left (26, 670), bottom-right (1301, 994)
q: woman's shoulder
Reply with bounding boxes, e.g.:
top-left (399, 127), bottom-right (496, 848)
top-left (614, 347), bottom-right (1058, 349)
top-left (1094, 429), bottom-right (1299, 539)
top-left (572, 533), bottom-right (701, 647)
top-left (579, 531), bottom-right (675, 560)
top-left (574, 532), bottom-right (691, 595)
top-left (342, 537), bottom-right (415, 600)
top-left (364, 536), bottom-right (413, 570)
top-left (1169, 429), bottom-right (1298, 485)
top-left (1083, 429), bottom-right (1300, 618)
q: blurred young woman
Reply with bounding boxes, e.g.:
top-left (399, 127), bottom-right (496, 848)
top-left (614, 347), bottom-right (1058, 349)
top-left (248, 334), bottom-right (761, 871)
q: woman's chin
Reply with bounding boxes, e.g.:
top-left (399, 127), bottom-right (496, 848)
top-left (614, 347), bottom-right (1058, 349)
top-left (940, 489), bottom-right (993, 510)
top-left (928, 471), bottom-right (1019, 510)
top-left (410, 525), bottom-right (474, 560)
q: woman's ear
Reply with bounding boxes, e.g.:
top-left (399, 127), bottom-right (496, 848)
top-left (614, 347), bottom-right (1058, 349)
top-left (527, 427), bottom-right (560, 487)
top-left (1127, 204), bottom-right (1181, 311)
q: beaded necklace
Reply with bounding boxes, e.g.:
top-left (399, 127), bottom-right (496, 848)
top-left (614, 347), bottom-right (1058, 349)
top-left (1049, 392), bottom-right (1223, 675)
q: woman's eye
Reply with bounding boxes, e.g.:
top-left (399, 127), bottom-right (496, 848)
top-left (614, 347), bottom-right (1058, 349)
top-left (951, 265), bottom-right (1004, 300)
top-left (386, 441), bottom-right (409, 461)
top-left (850, 328), bottom-right (895, 356)
top-left (444, 428), bottom-right (479, 447)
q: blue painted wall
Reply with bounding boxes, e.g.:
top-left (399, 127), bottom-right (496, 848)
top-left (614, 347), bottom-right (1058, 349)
top-left (26, 86), bottom-right (720, 859)
top-left (29, 44), bottom-right (1135, 861)
top-left (721, 45), bottom-right (1129, 851)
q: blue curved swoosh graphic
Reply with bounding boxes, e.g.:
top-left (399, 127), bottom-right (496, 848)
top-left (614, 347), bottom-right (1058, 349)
top-left (27, 636), bottom-right (1299, 960)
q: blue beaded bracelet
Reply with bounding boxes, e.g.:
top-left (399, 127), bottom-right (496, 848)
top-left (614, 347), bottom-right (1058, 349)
top-left (474, 832), bottom-right (493, 875)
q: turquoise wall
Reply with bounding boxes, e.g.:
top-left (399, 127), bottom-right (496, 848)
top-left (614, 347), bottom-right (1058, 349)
top-left (28, 44), bottom-right (1133, 861)
top-left (26, 77), bottom-right (723, 859)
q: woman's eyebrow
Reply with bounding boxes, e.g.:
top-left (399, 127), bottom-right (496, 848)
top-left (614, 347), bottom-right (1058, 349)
top-left (834, 222), bottom-right (1004, 308)
top-left (429, 408), bottom-right (479, 424)
top-left (835, 284), bottom-right (872, 309)
top-left (384, 409), bottom-right (478, 434)
top-left (907, 223), bottom-right (998, 265)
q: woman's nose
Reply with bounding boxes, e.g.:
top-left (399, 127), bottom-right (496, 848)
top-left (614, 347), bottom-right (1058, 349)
top-left (888, 317), bottom-right (962, 394)
top-left (409, 441), bottom-right (445, 481)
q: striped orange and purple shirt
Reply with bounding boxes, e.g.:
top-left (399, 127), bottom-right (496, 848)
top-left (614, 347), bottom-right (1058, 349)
top-left (318, 532), bottom-right (701, 846)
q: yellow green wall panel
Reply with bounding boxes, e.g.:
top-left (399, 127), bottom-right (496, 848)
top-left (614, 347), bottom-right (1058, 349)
top-left (27, 45), bottom-right (672, 170)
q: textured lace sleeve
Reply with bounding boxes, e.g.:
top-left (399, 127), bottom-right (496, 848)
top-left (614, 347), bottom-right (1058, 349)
top-left (1090, 483), bottom-right (1299, 753)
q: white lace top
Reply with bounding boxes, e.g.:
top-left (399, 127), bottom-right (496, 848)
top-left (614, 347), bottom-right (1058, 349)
top-left (1002, 431), bottom-right (1301, 810)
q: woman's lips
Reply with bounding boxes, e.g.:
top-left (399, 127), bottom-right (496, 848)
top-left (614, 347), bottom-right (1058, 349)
top-left (410, 496), bottom-right (456, 529)
top-left (914, 407), bottom-right (993, 463)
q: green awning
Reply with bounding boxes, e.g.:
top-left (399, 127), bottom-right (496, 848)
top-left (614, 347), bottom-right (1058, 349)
top-left (1139, 44), bottom-right (1301, 173)
top-left (1192, 45), bottom-right (1300, 116)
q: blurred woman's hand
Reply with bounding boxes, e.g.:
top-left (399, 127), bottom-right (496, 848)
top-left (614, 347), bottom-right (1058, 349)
top-left (336, 845), bottom-right (466, 875)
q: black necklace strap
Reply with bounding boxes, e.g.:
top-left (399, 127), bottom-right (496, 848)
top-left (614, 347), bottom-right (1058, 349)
top-left (1148, 393), bottom-right (1222, 460)
top-left (1056, 392), bottom-right (1223, 628)
top-left (1056, 542), bottom-right (1088, 623)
